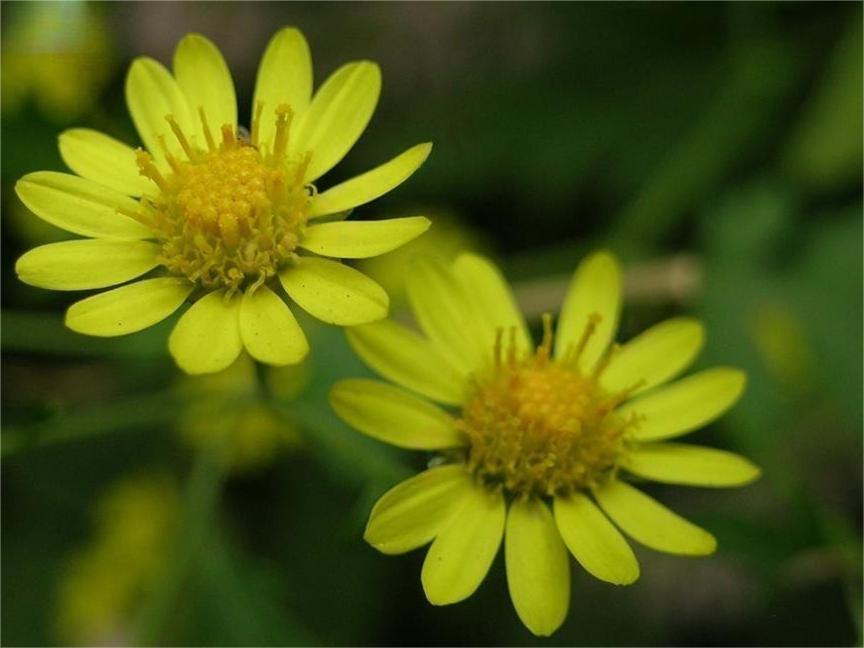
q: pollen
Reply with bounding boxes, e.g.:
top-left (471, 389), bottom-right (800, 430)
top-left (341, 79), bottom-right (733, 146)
top-left (459, 315), bottom-right (638, 498)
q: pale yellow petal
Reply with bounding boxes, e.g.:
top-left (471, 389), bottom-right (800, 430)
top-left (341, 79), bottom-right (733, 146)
top-left (293, 61), bottom-right (381, 182)
top-left (58, 129), bottom-right (152, 196)
top-left (620, 368), bottom-right (747, 441)
top-left (310, 143), bottom-right (433, 217)
top-left (505, 498), bottom-right (570, 637)
top-left (365, 465), bottom-right (473, 554)
top-left (15, 172), bottom-right (152, 239)
top-left (554, 251), bottom-right (621, 371)
top-left (329, 379), bottom-right (464, 450)
top-left (346, 319), bottom-right (467, 405)
top-left (421, 482), bottom-right (505, 605)
top-left (553, 493), bottom-right (639, 585)
top-left (169, 291), bottom-right (242, 375)
top-left (601, 318), bottom-right (705, 396)
top-left (279, 257), bottom-right (388, 325)
top-left (65, 277), bottom-right (192, 337)
top-left (16, 240), bottom-right (159, 291)
top-left (623, 443), bottom-right (761, 487)
top-left (594, 479), bottom-right (716, 555)
top-left (300, 217), bottom-right (430, 258)
top-left (239, 286), bottom-right (308, 366)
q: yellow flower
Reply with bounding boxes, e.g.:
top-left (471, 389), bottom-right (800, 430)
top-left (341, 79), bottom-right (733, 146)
top-left (15, 27), bottom-right (432, 374)
top-left (330, 251), bottom-right (761, 636)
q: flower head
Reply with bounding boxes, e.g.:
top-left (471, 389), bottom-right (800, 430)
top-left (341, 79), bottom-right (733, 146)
top-left (331, 251), bottom-right (761, 636)
top-left (16, 27), bottom-right (431, 374)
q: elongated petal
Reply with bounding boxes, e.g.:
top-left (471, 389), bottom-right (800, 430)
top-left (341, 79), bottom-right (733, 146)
top-left (365, 465), bottom-right (474, 554)
top-left (310, 143), bottom-right (433, 217)
top-left (623, 443), bottom-right (761, 487)
top-left (279, 257), bottom-right (388, 325)
top-left (174, 33), bottom-right (237, 144)
top-left (300, 217), bottom-right (430, 258)
top-left (421, 483), bottom-right (505, 605)
top-left (65, 277), bottom-right (192, 337)
top-left (16, 240), bottom-right (159, 290)
top-left (330, 379), bottom-right (464, 450)
top-left (239, 286), bottom-right (308, 365)
top-left (58, 129), bottom-right (152, 196)
top-left (252, 27), bottom-right (312, 150)
top-left (169, 291), bottom-right (242, 375)
top-left (620, 368), bottom-right (747, 441)
top-left (346, 319), bottom-right (467, 405)
top-left (601, 318), bottom-right (704, 396)
top-left (15, 172), bottom-right (152, 239)
top-left (554, 251), bottom-right (621, 371)
top-left (553, 493), bottom-right (639, 585)
top-left (594, 480), bottom-right (716, 555)
top-left (293, 61), bottom-right (381, 182)
top-left (505, 498), bottom-right (570, 637)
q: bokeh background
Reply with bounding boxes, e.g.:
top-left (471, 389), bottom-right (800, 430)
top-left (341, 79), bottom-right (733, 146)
top-left (2, 2), bottom-right (862, 646)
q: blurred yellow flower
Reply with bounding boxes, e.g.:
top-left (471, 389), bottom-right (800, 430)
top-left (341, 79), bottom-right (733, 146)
top-left (16, 27), bottom-right (431, 374)
top-left (331, 251), bottom-right (760, 636)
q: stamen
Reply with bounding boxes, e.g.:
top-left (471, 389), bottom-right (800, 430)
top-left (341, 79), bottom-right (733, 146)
top-left (251, 100), bottom-right (264, 148)
top-left (570, 312), bottom-right (602, 364)
top-left (220, 124), bottom-right (236, 149)
top-left (198, 107), bottom-right (216, 153)
top-left (165, 115), bottom-right (196, 161)
top-left (134, 150), bottom-right (167, 190)
top-left (272, 104), bottom-right (294, 163)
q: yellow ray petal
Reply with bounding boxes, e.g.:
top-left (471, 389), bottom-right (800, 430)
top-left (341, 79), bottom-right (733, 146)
top-left (554, 251), bottom-right (621, 372)
top-left (421, 482), bottom-right (505, 605)
top-left (16, 240), bottom-right (159, 291)
top-left (169, 291), bottom-right (242, 375)
top-left (15, 172), bottom-right (152, 240)
top-left (505, 498), bottom-right (570, 637)
top-left (594, 479), bottom-right (716, 555)
top-left (239, 286), bottom-right (308, 366)
top-left (293, 61), bottom-right (381, 182)
top-left (329, 379), bottom-right (464, 450)
top-left (346, 319), bottom-right (467, 405)
top-left (300, 216), bottom-right (430, 258)
top-left (620, 368), bottom-right (747, 441)
top-left (365, 465), bottom-right (474, 555)
top-left (279, 257), bottom-right (388, 325)
top-left (553, 493), bottom-right (639, 585)
top-left (310, 143), bottom-right (433, 217)
top-left (58, 129), bottom-right (152, 197)
top-left (601, 317), bottom-right (705, 396)
top-left (65, 277), bottom-right (192, 337)
top-left (623, 443), bottom-right (761, 487)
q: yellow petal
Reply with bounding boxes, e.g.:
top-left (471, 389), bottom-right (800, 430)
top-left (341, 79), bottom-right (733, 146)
top-left (279, 257), bottom-right (388, 325)
top-left (16, 240), bottom-right (159, 291)
top-left (169, 291), bottom-right (242, 375)
top-left (365, 465), bottom-right (473, 554)
top-left (623, 443), bottom-right (761, 487)
top-left (293, 61), bottom-right (381, 182)
top-left (300, 216), bottom-right (430, 258)
top-left (593, 479), bottom-right (716, 555)
top-left (553, 493), bottom-right (639, 585)
top-left (239, 286), bottom-right (308, 366)
top-left (620, 368), bottom-right (747, 441)
top-left (173, 33), bottom-right (237, 144)
top-left (310, 143), bottom-right (433, 217)
top-left (58, 129), bottom-right (152, 196)
top-left (601, 318), bottom-right (705, 396)
top-left (15, 172), bottom-right (152, 239)
top-left (65, 277), bottom-right (192, 337)
top-left (421, 482), bottom-right (505, 605)
top-left (505, 498), bottom-right (570, 637)
top-left (252, 27), bottom-right (312, 151)
top-left (554, 251), bottom-right (621, 371)
top-left (125, 57), bottom-right (194, 165)
top-left (346, 319), bottom-right (467, 405)
top-left (329, 379), bottom-right (464, 450)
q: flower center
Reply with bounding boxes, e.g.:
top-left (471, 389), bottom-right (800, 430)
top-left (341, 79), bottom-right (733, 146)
top-left (132, 106), bottom-right (311, 294)
top-left (459, 315), bottom-right (637, 498)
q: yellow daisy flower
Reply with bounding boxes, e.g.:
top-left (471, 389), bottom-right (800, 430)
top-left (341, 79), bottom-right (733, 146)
top-left (330, 251), bottom-right (761, 636)
top-left (15, 27), bottom-right (431, 374)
